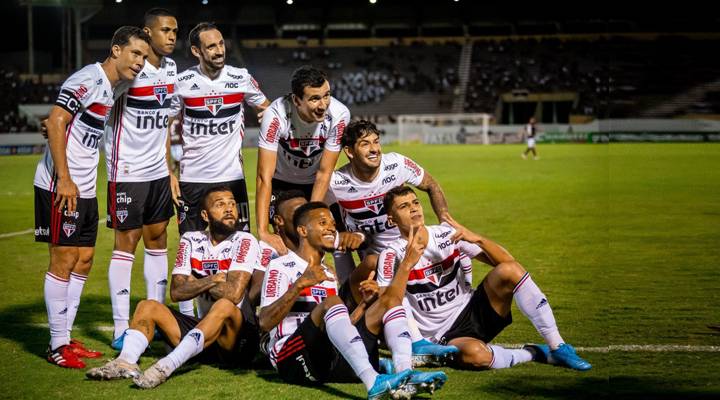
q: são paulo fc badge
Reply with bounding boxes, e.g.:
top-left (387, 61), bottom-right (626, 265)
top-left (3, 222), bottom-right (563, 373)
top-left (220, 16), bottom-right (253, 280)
top-left (205, 97), bottom-right (223, 116)
top-left (63, 222), bottom-right (76, 237)
top-left (116, 210), bottom-right (128, 223)
top-left (154, 86), bottom-right (168, 104)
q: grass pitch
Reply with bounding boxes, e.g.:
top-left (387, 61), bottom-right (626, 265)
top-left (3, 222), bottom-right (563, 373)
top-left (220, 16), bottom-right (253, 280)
top-left (0, 143), bottom-right (718, 399)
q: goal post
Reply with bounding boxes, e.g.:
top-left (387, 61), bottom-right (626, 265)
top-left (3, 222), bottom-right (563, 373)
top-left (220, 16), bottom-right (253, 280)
top-left (397, 113), bottom-right (492, 145)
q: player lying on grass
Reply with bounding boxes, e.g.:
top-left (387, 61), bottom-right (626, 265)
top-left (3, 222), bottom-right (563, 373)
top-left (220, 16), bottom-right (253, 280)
top-left (258, 202), bottom-right (448, 399)
top-left (87, 186), bottom-right (261, 387)
top-left (378, 185), bottom-right (592, 371)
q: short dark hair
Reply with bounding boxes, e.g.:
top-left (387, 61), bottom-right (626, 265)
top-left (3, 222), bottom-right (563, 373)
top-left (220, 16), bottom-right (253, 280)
top-left (270, 189), bottom-right (307, 220)
top-left (342, 119), bottom-right (381, 148)
top-left (143, 7), bottom-right (175, 28)
top-left (291, 66), bottom-right (328, 98)
top-left (111, 26), bottom-right (151, 50)
top-left (201, 185), bottom-right (233, 210)
top-left (189, 22), bottom-right (218, 49)
top-left (383, 185), bottom-right (416, 214)
top-left (292, 201), bottom-right (329, 230)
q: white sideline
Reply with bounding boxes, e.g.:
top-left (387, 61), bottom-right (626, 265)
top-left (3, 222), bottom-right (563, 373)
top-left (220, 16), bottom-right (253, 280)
top-left (22, 323), bottom-right (720, 352)
top-left (0, 229), bottom-right (34, 239)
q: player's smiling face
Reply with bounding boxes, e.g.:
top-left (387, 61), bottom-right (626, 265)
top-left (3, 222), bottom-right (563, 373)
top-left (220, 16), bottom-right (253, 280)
top-left (300, 208), bottom-right (337, 252)
top-left (201, 190), bottom-right (238, 235)
top-left (351, 131), bottom-right (382, 170)
top-left (146, 16), bottom-right (178, 57)
top-left (294, 81), bottom-right (331, 123)
top-left (194, 29), bottom-right (225, 71)
top-left (389, 192), bottom-right (425, 232)
top-left (114, 37), bottom-right (150, 81)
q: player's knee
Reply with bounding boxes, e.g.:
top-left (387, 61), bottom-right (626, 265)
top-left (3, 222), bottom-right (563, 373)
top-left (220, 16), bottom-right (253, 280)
top-left (51, 249), bottom-right (78, 272)
top-left (209, 298), bottom-right (236, 317)
top-left (135, 299), bottom-right (163, 317)
top-left (460, 342), bottom-right (493, 369)
top-left (320, 295), bottom-right (343, 314)
top-left (495, 261), bottom-right (526, 288)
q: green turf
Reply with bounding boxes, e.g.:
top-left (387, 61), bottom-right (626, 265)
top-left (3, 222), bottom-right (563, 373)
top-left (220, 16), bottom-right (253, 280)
top-left (1, 143), bottom-right (719, 399)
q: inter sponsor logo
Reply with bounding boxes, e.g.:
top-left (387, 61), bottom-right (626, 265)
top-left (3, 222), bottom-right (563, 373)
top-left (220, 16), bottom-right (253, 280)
top-left (234, 238), bottom-right (252, 263)
top-left (265, 269), bottom-right (280, 297)
top-left (354, 218), bottom-right (394, 235)
top-left (189, 119), bottom-right (236, 135)
top-left (415, 282), bottom-right (462, 311)
top-left (135, 113), bottom-right (169, 130)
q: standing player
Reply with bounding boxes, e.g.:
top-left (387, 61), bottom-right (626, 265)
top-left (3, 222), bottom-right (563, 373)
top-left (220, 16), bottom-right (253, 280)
top-left (521, 117), bottom-right (540, 160)
top-left (169, 22), bottom-right (269, 235)
top-left (379, 186), bottom-right (592, 371)
top-left (256, 66), bottom-right (350, 255)
top-left (87, 186), bottom-right (260, 386)
top-left (105, 8), bottom-right (194, 350)
top-left (259, 202), bottom-right (447, 399)
top-left (34, 26), bottom-right (150, 368)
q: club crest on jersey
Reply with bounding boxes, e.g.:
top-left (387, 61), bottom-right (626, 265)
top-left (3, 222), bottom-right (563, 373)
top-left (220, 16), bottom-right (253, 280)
top-left (63, 222), bottom-right (76, 237)
top-left (310, 287), bottom-right (328, 303)
top-left (202, 260), bottom-right (219, 273)
top-left (154, 86), bottom-right (168, 104)
top-left (423, 264), bottom-right (443, 285)
top-left (364, 197), bottom-right (384, 214)
top-left (204, 97), bottom-right (223, 116)
top-left (116, 210), bottom-right (128, 223)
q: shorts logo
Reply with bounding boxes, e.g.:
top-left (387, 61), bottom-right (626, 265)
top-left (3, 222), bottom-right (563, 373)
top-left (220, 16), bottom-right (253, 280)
top-left (154, 86), bottom-right (168, 104)
top-left (62, 222), bottom-right (76, 237)
top-left (178, 211), bottom-right (186, 224)
top-left (310, 287), bottom-right (327, 303)
top-left (116, 210), bottom-right (128, 223)
top-left (35, 227), bottom-right (49, 237)
top-left (116, 192), bottom-right (132, 204)
top-left (423, 264), bottom-right (443, 285)
top-left (63, 210), bottom-right (79, 219)
top-left (364, 197), bottom-right (384, 214)
top-left (205, 97), bottom-right (223, 116)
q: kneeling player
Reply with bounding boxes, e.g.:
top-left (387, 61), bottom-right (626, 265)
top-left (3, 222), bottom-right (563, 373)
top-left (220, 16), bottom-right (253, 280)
top-left (87, 186), bottom-right (260, 387)
top-left (259, 202), bottom-right (447, 399)
top-left (379, 186), bottom-right (592, 371)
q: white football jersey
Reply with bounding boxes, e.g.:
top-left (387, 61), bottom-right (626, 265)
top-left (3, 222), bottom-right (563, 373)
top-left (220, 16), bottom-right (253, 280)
top-left (329, 152), bottom-right (425, 251)
top-left (34, 63), bottom-right (114, 198)
top-left (258, 96), bottom-right (349, 184)
top-left (376, 223), bottom-right (482, 341)
top-left (105, 57), bottom-right (177, 182)
top-left (257, 240), bottom-right (280, 272)
top-left (170, 65), bottom-right (266, 183)
top-left (260, 252), bottom-right (337, 368)
top-left (172, 230), bottom-right (259, 318)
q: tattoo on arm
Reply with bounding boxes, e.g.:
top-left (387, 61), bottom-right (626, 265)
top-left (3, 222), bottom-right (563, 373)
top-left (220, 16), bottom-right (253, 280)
top-left (209, 271), bottom-right (251, 303)
top-left (417, 173), bottom-right (450, 221)
top-left (170, 274), bottom-right (217, 302)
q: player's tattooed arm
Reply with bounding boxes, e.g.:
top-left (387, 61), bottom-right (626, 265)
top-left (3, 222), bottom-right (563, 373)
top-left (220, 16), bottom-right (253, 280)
top-left (415, 171), bottom-right (452, 223)
top-left (208, 271), bottom-right (251, 303)
top-left (170, 273), bottom-right (225, 302)
top-left (259, 254), bottom-right (331, 332)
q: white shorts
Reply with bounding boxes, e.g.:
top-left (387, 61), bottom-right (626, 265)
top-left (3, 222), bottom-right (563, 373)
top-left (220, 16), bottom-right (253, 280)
top-left (527, 138), bottom-right (536, 148)
top-left (170, 144), bottom-right (183, 162)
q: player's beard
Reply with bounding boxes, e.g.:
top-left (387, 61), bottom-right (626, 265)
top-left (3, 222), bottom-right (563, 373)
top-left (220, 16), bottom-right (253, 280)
top-left (209, 217), bottom-right (240, 237)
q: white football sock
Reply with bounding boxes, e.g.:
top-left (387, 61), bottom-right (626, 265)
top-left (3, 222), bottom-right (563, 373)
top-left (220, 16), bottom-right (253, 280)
top-left (65, 272), bottom-right (87, 340)
top-left (118, 328), bottom-right (149, 364)
top-left (178, 300), bottom-right (195, 317)
top-left (157, 328), bottom-right (204, 374)
top-left (109, 250), bottom-right (134, 339)
top-left (513, 272), bottom-right (564, 349)
top-left (382, 306), bottom-right (412, 372)
top-left (44, 272), bottom-right (69, 350)
top-left (323, 303), bottom-right (378, 390)
top-left (488, 344), bottom-right (533, 369)
top-left (403, 298), bottom-right (424, 342)
top-left (143, 248), bottom-right (168, 303)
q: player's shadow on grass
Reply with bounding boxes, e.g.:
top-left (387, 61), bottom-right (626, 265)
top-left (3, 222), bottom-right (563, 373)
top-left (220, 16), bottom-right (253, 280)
top-left (255, 370), bottom-right (365, 400)
top-left (0, 294), bottom-right (145, 361)
top-left (478, 374), bottom-right (718, 399)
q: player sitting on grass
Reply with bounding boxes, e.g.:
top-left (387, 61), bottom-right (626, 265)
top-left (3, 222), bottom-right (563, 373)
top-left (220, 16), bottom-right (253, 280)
top-left (259, 202), bottom-right (447, 399)
top-left (87, 186), bottom-right (260, 387)
top-left (378, 185), bottom-right (592, 371)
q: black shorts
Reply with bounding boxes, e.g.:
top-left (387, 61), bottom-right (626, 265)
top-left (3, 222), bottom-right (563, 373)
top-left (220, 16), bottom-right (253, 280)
top-left (275, 312), bottom-right (379, 385)
top-left (106, 177), bottom-right (174, 230)
top-left (176, 179), bottom-right (250, 235)
top-left (439, 281), bottom-right (513, 344)
top-left (34, 186), bottom-right (98, 247)
top-left (271, 178), bottom-right (313, 200)
top-left (160, 301), bottom-right (259, 367)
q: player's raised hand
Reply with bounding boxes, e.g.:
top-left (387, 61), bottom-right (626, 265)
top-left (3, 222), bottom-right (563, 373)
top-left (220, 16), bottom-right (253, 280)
top-left (54, 176), bottom-right (79, 214)
top-left (298, 253), bottom-right (332, 288)
top-left (445, 214), bottom-right (479, 243)
top-left (358, 270), bottom-right (379, 305)
top-left (403, 225), bottom-right (426, 267)
top-left (336, 231), bottom-right (365, 252)
top-left (261, 231), bottom-right (288, 256)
